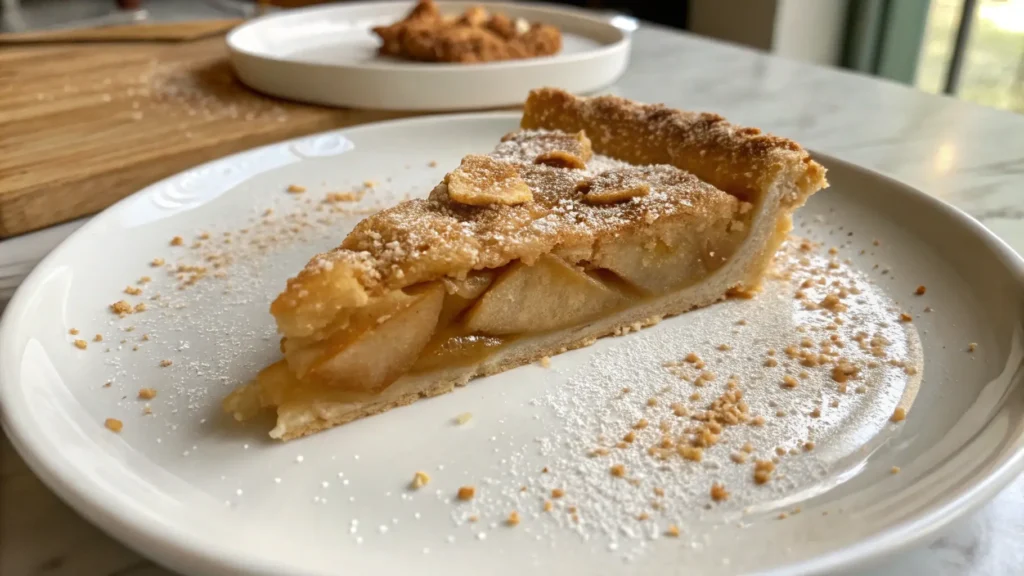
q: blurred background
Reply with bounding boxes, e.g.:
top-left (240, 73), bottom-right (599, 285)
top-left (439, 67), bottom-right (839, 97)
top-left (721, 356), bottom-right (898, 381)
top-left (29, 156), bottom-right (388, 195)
top-left (2, 0), bottom-right (1022, 114)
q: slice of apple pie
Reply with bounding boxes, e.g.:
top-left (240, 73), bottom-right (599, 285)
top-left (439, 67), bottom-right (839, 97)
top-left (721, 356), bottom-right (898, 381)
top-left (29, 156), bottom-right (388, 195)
top-left (224, 88), bottom-right (828, 440)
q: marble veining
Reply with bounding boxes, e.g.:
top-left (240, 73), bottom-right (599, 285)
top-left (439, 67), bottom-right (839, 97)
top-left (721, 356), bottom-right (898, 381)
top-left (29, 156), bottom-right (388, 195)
top-left (2, 23), bottom-right (1024, 576)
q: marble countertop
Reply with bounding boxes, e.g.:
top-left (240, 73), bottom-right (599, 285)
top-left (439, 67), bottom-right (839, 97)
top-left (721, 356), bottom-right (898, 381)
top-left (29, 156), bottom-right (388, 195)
top-left (3, 23), bottom-right (1024, 576)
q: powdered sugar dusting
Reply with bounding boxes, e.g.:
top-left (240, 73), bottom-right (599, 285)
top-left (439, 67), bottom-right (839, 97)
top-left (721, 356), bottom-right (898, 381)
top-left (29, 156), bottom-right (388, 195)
top-left (430, 239), bottom-right (921, 560)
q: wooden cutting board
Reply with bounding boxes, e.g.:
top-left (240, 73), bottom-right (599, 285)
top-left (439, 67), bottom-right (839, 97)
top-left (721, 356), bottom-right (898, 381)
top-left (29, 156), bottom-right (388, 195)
top-left (0, 35), bottom-right (422, 238)
top-left (0, 19), bottom-right (243, 44)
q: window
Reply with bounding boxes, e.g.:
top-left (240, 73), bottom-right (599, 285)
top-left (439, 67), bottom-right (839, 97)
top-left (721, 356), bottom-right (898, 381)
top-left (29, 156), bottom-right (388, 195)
top-left (917, 0), bottom-right (1024, 113)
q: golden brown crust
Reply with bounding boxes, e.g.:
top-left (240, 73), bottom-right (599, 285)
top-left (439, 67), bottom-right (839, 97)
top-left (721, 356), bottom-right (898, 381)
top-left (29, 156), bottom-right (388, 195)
top-left (371, 0), bottom-right (562, 63)
top-left (520, 87), bottom-right (828, 205)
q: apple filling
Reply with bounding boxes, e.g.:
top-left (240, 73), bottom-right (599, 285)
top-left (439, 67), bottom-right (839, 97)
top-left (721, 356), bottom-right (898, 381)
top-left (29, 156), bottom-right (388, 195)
top-left (228, 203), bottom-right (751, 419)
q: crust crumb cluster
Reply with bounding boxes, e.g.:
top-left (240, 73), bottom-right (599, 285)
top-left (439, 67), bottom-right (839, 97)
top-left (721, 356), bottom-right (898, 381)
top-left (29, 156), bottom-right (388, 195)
top-left (710, 482), bottom-right (729, 502)
top-left (753, 459), bottom-right (776, 484)
top-left (890, 407), bottom-right (907, 422)
top-left (411, 471), bottom-right (431, 489)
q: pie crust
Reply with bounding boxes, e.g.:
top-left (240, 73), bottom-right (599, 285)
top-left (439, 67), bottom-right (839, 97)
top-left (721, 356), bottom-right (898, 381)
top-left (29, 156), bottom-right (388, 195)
top-left (223, 88), bottom-right (828, 440)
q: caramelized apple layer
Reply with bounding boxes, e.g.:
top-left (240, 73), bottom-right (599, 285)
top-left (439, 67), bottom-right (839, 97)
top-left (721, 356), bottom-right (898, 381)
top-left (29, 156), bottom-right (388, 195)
top-left (240, 115), bottom-right (814, 414)
top-left (266, 208), bottom-right (748, 399)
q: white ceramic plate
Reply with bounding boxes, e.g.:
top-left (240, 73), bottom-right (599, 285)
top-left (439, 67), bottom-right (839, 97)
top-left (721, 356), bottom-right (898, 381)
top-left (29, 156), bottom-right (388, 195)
top-left (2, 114), bottom-right (1024, 576)
top-left (227, 1), bottom-right (633, 110)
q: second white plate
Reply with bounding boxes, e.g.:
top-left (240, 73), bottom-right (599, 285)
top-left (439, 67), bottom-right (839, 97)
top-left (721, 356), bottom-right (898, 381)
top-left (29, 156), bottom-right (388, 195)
top-left (227, 1), bottom-right (633, 111)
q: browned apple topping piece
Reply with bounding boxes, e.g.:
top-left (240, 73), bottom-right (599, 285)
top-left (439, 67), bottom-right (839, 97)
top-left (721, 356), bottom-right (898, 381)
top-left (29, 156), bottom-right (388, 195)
top-left (579, 170), bottom-right (651, 205)
top-left (532, 131), bottom-right (592, 169)
top-left (445, 155), bottom-right (533, 206)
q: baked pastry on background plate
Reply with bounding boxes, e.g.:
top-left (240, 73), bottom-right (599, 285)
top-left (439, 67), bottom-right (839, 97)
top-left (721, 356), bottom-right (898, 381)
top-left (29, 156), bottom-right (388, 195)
top-left (223, 88), bottom-right (829, 440)
top-left (371, 0), bottom-right (562, 63)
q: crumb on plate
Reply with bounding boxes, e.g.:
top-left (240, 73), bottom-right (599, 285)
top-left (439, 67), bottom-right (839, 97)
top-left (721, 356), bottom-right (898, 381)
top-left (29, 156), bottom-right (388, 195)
top-left (411, 471), bottom-right (430, 489)
top-left (710, 482), bottom-right (729, 501)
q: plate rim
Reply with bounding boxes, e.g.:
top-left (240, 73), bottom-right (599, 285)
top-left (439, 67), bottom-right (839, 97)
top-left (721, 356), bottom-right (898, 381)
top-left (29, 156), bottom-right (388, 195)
top-left (226, 0), bottom-right (633, 73)
top-left (3, 112), bottom-right (1024, 576)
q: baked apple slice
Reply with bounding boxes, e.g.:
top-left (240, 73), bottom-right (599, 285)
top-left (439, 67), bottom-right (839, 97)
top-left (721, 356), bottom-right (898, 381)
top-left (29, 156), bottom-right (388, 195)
top-left (464, 254), bottom-right (627, 335)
